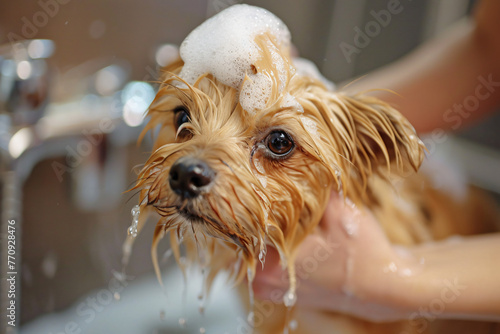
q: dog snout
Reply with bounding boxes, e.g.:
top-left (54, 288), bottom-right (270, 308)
top-left (169, 157), bottom-right (215, 198)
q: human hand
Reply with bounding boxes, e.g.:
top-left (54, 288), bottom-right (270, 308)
top-left (253, 191), bottom-right (417, 322)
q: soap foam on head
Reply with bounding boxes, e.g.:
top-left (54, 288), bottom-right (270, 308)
top-left (178, 4), bottom-right (291, 114)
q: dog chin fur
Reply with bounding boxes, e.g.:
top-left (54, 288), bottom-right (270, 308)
top-left (132, 33), bottom-right (498, 334)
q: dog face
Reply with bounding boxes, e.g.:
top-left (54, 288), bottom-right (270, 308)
top-left (134, 33), bottom-right (424, 285)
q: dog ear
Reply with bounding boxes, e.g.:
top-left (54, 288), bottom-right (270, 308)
top-left (304, 89), bottom-right (425, 202)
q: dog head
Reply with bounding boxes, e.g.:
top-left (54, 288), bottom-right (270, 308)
top-left (133, 5), bottom-right (424, 288)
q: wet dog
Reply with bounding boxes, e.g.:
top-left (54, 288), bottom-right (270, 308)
top-left (130, 5), bottom-right (498, 333)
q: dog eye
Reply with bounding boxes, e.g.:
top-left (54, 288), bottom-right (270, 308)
top-left (266, 131), bottom-right (294, 157)
top-left (174, 106), bottom-right (190, 130)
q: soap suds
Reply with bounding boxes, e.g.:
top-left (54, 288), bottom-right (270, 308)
top-left (300, 116), bottom-right (318, 138)
top-left (293, 57), bottom-right (335, 91)
top-left (281, 93), bottom-right (304, 113)
top-left (178, 4), bottom-right (291, 114)
top-left (240, 72), bottom-right (273, 113)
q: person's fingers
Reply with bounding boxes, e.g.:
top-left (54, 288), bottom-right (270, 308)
top-left (318, 191), bottom-right (343, 232)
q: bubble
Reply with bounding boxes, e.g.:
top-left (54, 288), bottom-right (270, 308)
top-left (131, 205), bottom-right (140, 216)
top-left (283, 290), bottom-right (297, 307)
top-left (128, 205), bottom-right (140, 237)
top-left (178, 317), bottom-right (187, 328)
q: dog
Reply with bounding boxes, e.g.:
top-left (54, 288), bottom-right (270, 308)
top-left (129, 5), bottom-right (498, 333)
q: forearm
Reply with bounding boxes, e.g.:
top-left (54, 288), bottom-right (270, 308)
top-left (341, 18), bottom-right (500, 134)
top-left (375, 234), bottom-right (500, 321)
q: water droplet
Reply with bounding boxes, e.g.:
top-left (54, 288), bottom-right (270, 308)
top-left (342, 218), bottom-right (359, 237)
top-left (259, 248), bottom-right (267, 268)
top-left (252, 236), bottom-right (258, 247)
top-left (41, 251), bottom-right (58, 279)
top-left (199, 328), bottom-right (206, 334)
top-left (289, 319), bottom-right (298, 330)
top-left (247, 311), bottom-right (255, 325)
top-left (128, 205), bottom-right (140, 237)
top-left (400, 267), bottom-right (413, 277)
top-left (283, 290), bottom-right (296, 307)
top-left (131, 205), bottom-right (140, 216)
top-left (162, 249), bottom-right (173, 263)
top-left (178, 317), bottom-right (186, 328)
top-left (160, 310), bottom-right (165, 320)
top-left (113, 292), bottom-right (120, 301)
top-left (383, 262), bottom-right (398, 273)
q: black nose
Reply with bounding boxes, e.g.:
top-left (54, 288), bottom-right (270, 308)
top-left (169, 157), bottom-right (215, 198)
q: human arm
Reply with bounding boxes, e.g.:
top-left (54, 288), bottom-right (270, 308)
top-left (253, 192), bottom-right (500, 322)
top-left (342, 0), bottom-right (500, 134)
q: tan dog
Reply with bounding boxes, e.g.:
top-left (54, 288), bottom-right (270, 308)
top-left (129, 5), bottom-right (498, 333)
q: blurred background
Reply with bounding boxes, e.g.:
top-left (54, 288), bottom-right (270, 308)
top-left (0, 0), bottom-right (498, 333)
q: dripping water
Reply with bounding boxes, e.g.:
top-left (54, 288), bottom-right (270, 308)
top-left (258, 248), bottom-right (267, 269)
top-left (283, 289), bottom-right (297, 307)
top-left (246, 268), bottom-right (255, 325)
top-left (162, 249), bottom-right (173, 264)
top-left (282, 261), bottom-right (297, 334)
top-left (128, 205), bottom-right (140, 237)
top-left (198, 267), bottom-right (207, 315)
